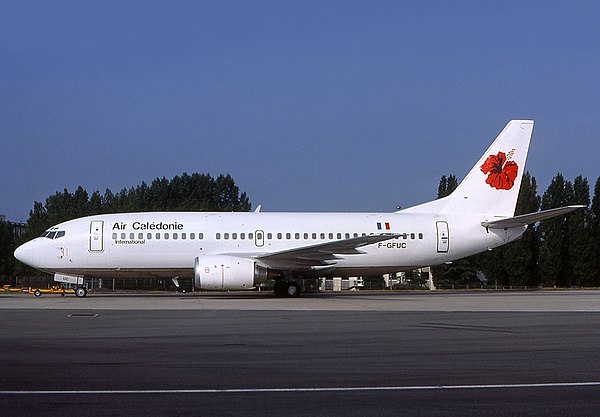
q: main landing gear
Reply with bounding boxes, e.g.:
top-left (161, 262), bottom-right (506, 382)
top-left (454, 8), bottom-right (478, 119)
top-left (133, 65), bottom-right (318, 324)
top-left (273, 281), bottom-right (301, 298)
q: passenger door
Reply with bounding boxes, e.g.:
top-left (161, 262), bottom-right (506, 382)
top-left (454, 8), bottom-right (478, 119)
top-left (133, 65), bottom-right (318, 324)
top-left (436, 221), bottom-right (449, 253)
top-left (89, 220), bottom-right (104, 252)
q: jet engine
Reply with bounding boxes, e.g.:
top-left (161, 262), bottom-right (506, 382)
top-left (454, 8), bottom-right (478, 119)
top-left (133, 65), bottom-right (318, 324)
top-left (194, 255), bottom-right (269, 290)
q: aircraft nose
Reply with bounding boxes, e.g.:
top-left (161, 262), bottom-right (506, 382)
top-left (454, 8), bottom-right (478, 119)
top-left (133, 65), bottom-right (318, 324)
top-left (14, 241), bottom-right (35, 267)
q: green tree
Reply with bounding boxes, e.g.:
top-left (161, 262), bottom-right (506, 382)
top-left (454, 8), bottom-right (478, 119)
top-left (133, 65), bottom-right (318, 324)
top-left (214, 174), bottom-right (251, 212)
top-left (538, 173), bottom-right (575, 287)
top-left (88, 190), bottom-right (104, 215)
top-left (0, 220), bottom-right (15, 276)
top-left (568, 176), bottom-right (593, 286)
top-left (590, 176), bottom-right (600, 286)
top-left (22, 201), bottom-right (48, 241)
top-left (437, 175), bottom-right (458, 198)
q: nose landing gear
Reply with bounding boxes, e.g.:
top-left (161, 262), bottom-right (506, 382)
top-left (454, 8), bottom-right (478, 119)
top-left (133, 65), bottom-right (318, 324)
top-left (75, 287), bottom-right (88, 298)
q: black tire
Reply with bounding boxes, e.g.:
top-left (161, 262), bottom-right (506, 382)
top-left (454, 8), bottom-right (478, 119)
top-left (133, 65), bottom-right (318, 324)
top-left (34, 289), bottom-right (42, 297)
top-left (75, 287), bottom-right (87, 298)
top-left (286, 282), bottom-right (301, 298)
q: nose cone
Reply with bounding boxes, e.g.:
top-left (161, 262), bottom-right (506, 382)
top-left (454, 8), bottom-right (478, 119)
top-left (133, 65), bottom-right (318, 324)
top-left (14, 241), bottom-right (36, 268)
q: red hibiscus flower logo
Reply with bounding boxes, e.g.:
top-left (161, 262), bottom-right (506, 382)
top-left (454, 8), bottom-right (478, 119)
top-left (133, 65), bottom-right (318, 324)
top-left (480, 150), bottom-right (518, 190)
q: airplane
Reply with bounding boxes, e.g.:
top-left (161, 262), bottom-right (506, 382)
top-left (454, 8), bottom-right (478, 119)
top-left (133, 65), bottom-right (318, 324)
top-left (14, 120), bottom-right (584, 297)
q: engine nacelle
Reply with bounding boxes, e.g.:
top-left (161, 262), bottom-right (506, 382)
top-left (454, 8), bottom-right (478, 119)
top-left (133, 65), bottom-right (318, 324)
top-left (194, 255), bottom-right (269, 290)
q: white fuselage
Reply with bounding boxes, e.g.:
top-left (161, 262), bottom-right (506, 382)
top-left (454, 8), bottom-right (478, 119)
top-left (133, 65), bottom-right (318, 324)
top-left (14, 211), bottom-right (524, 280)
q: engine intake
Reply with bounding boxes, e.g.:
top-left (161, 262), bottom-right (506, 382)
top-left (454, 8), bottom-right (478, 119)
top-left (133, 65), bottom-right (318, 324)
top-left (194, 255), bottom-right (269, 290)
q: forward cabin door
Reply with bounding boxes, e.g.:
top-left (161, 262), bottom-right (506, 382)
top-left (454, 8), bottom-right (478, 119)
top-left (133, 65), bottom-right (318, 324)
top-left (89, 220), bottom-right (104, 252)
top-left (436, 221), bottom-right (449, 253)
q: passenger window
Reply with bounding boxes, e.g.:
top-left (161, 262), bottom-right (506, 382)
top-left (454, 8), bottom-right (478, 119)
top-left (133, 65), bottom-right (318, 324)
top-left (320, 233), bottom-right (325, 239)
top-left (304, 233), bottom-right (309, 239)
top-left (329, 233), bottom-right (334, 239)
top-left (337, 233), bottom-right (342, 239)
top-left (295, 233), bottom-right (300, 240)
top-left (353, 233), bottom-right (358, 238)
top-left (173, 233), bottom-right (178, 240)
top-left (248, 233), bottom-right (253, 240)
top-left (216, 233), bottom-right (221, 240)
top-left (312, 233), bottom-right (317, 239)
top-left (345, 233), bottom-right (350, 239)
top-left (190, 233), bottom-right (195, 240)
top-left (267, 233), bottom-right (272, 239)
top-left (419, 233), bottom-right (423, 239)
top-left (138, 233), bottom-right (143, 239)
top-left (164, 233), bottom-right (169, 240)
top-left (156, 233), bottom-right (161, 240)
top-left (121, 233), bottom-right (126, 239)
top-left (231, 233), bottom-right (236, 240)
top-left (224, 233), bottom-right (229, 240)
top-left (130, 233), bottom-right (135, 239)
top-left (147, 233), bottom-right (152, 240)
top-left (240, 233), bottom-right (245, 240)
top-left (286, 233), bottom-right (291, 240)
top-left (182, 233), bottom-right (186, 240)
top-left (411, 233), bottom-right (415, 240)
top-left (112, 233), bottom-right (117, 239)
top-left (277, 233), bottom-right (282, 240)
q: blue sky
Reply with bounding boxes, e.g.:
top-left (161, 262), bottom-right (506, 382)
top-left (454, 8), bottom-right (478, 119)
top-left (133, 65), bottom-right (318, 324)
top-left (1, 0), bottom-right (599, 222)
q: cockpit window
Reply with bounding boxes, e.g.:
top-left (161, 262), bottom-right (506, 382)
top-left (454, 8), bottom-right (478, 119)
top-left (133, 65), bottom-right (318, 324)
top-left (40, 229), bottom-right (66, 239)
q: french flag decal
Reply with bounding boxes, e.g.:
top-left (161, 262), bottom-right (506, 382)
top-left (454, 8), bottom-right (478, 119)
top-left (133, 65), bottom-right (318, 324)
top-left (377, 222), bottom-right (391, 230)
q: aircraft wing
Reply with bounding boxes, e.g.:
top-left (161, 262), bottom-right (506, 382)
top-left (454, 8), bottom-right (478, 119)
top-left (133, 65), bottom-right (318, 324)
top-left (481, 205), bottom-right (585, 229)
top-left (255, 234), bottom-right (400, 267)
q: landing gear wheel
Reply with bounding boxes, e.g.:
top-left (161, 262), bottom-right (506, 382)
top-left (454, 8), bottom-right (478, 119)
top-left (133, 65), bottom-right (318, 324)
top-left (286, 282), bottom-right (301, 298)
top-left (273, 281), bottom-right (301, 297)
top-left (34, 289), bottom-right (42, 297)
top-left (75, 287), bottom-right (87, 298)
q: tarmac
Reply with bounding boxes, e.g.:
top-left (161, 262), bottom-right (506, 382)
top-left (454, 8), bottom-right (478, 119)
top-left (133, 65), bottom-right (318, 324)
top-left (2, 288), bottom-right (600, 311)
top-left (1, 290), bottom-right (600, 416)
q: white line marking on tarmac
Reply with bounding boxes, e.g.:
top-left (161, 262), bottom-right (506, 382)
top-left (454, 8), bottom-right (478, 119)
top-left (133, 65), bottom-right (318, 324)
top-left (2, 382), bottom-right (600, 395)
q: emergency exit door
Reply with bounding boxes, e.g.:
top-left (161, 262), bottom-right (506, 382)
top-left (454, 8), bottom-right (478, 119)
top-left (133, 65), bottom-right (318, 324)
top-left (436, 221), bottom-right (449, 253)
top-left (254, 230), bottom-right (264, 247)
top-left (89, 220), bottom-right (104, 252)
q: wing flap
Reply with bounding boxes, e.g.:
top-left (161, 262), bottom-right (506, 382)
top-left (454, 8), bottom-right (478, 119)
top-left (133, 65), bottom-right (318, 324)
top-left (256, 234), bottom-right (400, 268)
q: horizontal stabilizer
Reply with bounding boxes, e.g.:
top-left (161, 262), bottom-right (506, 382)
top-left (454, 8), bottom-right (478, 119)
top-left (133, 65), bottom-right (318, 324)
top-left (481, 205), bottom-right (586, 229)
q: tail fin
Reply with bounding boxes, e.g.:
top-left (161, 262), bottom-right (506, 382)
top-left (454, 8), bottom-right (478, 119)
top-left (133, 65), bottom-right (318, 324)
top-left (403, 120), bottom-right (534, 217)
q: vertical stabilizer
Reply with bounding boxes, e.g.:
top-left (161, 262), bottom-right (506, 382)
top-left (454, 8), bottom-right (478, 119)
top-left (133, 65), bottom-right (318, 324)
top-left (403, 120), bottom-right (534, 217)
